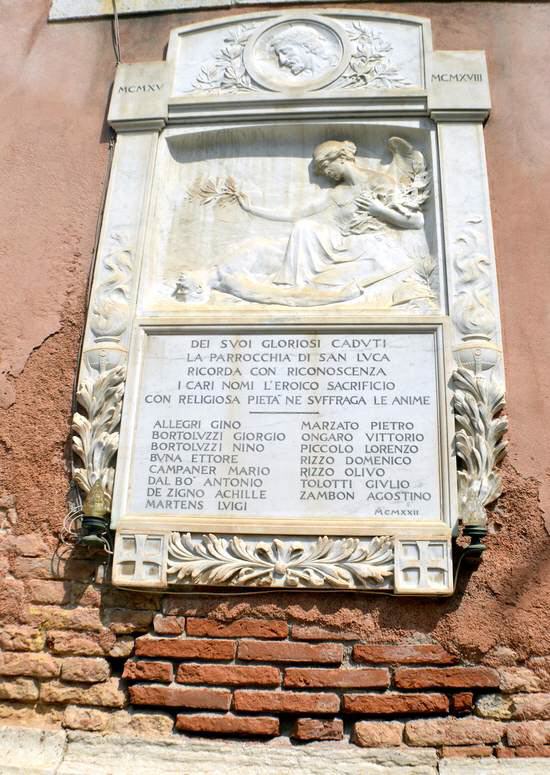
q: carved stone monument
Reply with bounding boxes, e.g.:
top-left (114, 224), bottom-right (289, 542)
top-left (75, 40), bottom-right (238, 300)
top-left (71, 10), bottom-right (506, 594)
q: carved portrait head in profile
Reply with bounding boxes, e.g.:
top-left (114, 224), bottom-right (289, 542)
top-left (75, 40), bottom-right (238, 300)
top-left (269, 24), bottom-right (340, 77)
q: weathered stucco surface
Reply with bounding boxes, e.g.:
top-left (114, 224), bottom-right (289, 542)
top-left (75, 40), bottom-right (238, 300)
top-left (0, 0), bottom-right (549, 666)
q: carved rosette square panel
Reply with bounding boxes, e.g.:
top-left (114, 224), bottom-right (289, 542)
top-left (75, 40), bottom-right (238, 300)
top-left (113, 533), bottom-right (166, 587)
top-left (71, 8), bottom-right (505, 595)
top-left (394, 539), bottom-right (452, 594)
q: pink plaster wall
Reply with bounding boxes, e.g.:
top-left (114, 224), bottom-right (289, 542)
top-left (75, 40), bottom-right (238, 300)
top-left (0, 2), bottom-right (549, 656)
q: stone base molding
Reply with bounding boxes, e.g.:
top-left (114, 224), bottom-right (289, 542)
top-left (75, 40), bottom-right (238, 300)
top-left (1, 727), bottom-right (550, 774)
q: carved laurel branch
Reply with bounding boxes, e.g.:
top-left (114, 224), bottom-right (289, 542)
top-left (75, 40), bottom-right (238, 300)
top-left (453, 367), bottom-right (508, 525)
top-left (340, 22), bottom-right (410, 90)
top-left (71, 364), bottom-right (126, 505)
top-left (194, 24), bottom-right (255, 92)
top-left (167, 533), bottom-right (394, 589)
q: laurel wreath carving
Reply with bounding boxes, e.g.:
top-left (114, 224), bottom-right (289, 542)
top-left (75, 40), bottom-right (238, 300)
top-left (453, 367), bottom-right (508, 525)
top-left (71, 365), bottom-right (126, 506)
top-left (167, 533), bottom-right (394, 588)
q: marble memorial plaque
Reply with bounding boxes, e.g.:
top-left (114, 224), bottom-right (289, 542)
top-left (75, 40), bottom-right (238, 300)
top-left (127, 329), bottom-right (443, 522)
top-left (70, 9), bottom-right (507, 594)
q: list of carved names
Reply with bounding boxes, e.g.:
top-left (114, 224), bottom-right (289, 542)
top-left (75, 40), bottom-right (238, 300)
top-left (129, 331), bottom-right (442, 520)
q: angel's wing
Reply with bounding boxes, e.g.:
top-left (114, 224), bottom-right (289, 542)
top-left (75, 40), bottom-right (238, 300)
top-left (384, 136), bottom-right (427, 185)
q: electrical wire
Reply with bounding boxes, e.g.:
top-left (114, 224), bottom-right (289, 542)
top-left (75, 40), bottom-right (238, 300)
top-left (111, 0), bottom-right (122, 64)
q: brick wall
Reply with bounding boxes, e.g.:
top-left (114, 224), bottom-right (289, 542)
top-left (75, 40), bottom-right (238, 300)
top-left (1, 535), bottom-right (550, 758)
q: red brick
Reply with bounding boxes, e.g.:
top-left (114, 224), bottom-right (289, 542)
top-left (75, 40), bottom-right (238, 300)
top-left (153, 615), bottom-right (184, 636)
top-left (291, 625), bottom-right (359, 641)
top-left (395, 666), bottom-right (499, 689)
top-left (292, 718), bottom-right (343, 741)
top-left (61, 657), bottom-right (110, 683)
top-left (495, 746), bottom-right (516, 759)
top-left (508, 746), bottom-right (550, 757)
top-left (0, 678), bottom-right (40, 702)
top-left (41, 678), bottom-right (126, 708)
top-left (176, 713), bottom-right (279, 736)
top-left (23, 605), bottom-right (104, 632)
top-left (353, 644), bottom-right (458, 665)
top-left (353, 721), bottom-right (403, 747)
top-left (512, 693), bottom-right (550, 720)
top-left (499, 667), bottom-right (541, 693)
top-left (234, 690), bottom-right (339, 714)
top-left (451, 692), bottom-right (474, 715)
top-left (130, 684), bottom-right (230, 710)
top-left (136, 637), bottom-right (235, 661)
top-left (187, 618), bottom-right (288, 639)
top-left (109, 636), bottom-right (135, 658)
top-left (10, 534), bottom-right (49, 558)
top-left (75, 584), bottom-right (102, 608)
top-left (238, 640), bottom-right (343, 664)
top-left (0, 652), bottom-right (60, 679)
top-left (26, 579), bottom-right (69, 605)
top-left (0, 625), bottom-right (45, 652)
top-left (12, 556), bottom-right (97, 581)
top-left (176, 664), bottom-right (279, 687)
top-left (63, 706), bottom-right (109, 732)
top-left (441, 746), bottom-right (493, 758)
top-left (284, 667), bottom-right (388, 689)
top-left (123, 661), bottom-right (173, 682)
top-left (405, 717), bottom-right (504, 746)
top-left (344, 692), bottom-right (449, 715)
top-left (105, 609), bottom-right (154, 634)
top-left (527, 657), bottom-right (550, 691)
top-left (47, 630), bottom-right (116, 656)
top-left (507, 720), bottom-right (550, 746)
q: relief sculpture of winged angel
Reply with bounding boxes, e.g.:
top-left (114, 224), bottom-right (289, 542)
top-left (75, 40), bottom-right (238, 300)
top-left (175, 136), bottom-right (437, 309)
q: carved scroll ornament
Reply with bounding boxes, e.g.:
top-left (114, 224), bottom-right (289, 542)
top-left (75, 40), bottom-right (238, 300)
top-left (167, 533), bottom-right (394, 588)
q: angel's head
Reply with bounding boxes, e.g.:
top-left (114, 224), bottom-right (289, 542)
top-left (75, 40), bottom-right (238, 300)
top-left (312, 140), bottom-right (357, 182)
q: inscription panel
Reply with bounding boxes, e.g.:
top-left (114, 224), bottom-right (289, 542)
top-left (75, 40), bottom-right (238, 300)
top-left (122, 328), bottom-right (447, 525)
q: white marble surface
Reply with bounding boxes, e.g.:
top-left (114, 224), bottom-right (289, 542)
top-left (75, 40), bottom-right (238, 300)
top-left (127, 330), bottom-right (442, 522)
top-left (139, 122), bottom-right (440, 316)
top-left (168, 12), bottom-right (428, 98)
top-left (49, 0), bottom-right (396, 20)
top-left (431, 51), bottom-right (490, 115)
top-left (108, 62), bottom-right (170, 130)
top-left (68, 8), bottom-right (505, 593)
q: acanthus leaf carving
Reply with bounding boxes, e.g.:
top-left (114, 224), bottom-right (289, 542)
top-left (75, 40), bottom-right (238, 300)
top-left (71, 364), bottom-right (126, 506)
top-left (452, 367), bottom-right (508, 525)
top-left (167, 533), bottom-right (394, 588)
